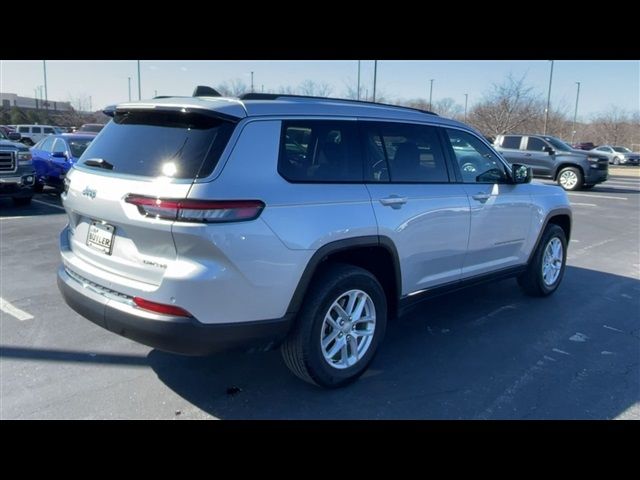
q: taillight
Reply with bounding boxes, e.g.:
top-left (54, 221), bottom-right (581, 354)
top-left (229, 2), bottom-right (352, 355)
top-left (133, 297), bottom-right (192, 317)
top-left (124, 195), bottom-right (265, 223)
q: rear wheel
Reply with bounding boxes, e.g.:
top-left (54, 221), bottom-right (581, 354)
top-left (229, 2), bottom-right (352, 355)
top-left (557, 167), bottom-right (583, 191)
top-left (612, 156), bottom-right (621, 165)
top-left (518, 224), bottom-right (567, 297)
top-left (281, 263), bottom-right (387, 388)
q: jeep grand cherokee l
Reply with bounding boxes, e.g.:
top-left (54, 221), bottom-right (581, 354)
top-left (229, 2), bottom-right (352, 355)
top-left (57, 89), bottom-right (572, 388)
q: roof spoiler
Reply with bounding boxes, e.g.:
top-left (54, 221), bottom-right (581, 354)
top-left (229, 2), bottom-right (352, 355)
top-left (193, 85), bottom-right (222, 97)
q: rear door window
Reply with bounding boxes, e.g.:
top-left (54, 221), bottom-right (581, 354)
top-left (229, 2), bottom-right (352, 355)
top-left (500, 136), bottom-right (523, 149)
top-left (77, 110), bottom-right (236, 179)
top-left (361, 122), bottom-right (449, 183)
top-left (32, 127), bottom-right (42, 134)
top-left (44, 127), bottom-right (55, 134)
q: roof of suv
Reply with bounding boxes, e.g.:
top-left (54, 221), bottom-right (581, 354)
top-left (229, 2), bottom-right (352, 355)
top-left (111, 94), bottom-right (470, 130)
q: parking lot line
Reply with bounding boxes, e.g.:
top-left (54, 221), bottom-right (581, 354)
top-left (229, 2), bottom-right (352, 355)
top-left (32, 199), bottom-right (65, 211)
top-left (0, 216), bottom-right (29, 220)
top-left (0, 298), bottom-right (34, 321)
top-left (570, 203), bottom-right (597, 207)
top-left (568, 193), bottom-right (628, 201)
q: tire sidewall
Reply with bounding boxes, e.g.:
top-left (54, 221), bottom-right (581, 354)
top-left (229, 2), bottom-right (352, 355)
top-left (305, 270), bottom-right (387, 387)
top-left (534, 226), bottom-right (567, 295)
top-left (557, 167), bottom-right (583, 191)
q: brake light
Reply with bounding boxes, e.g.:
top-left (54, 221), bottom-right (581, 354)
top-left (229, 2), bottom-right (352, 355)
top-left (133, 297), bottom-right (192, 317)
top-left (124, 195), bottom-right (265, 223)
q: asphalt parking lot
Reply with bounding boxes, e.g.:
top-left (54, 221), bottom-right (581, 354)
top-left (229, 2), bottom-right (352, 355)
top-left (1, 172), bottom-right (639, 419)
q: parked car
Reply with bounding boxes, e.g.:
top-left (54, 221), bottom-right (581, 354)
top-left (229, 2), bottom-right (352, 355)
top-left (590, 145), bottom-right (640, 166)
top-left (0, 125), bottom-right (21, 141)
top-left (31, 134), bottom-right (94, 192)
top-left (13, 124), bottom-right (58, 146)
top-left (77, 123), bottom-right (105, 134)
top-left (572, 142), bottom-right (597, 151)
top-left (493, 134), bottom-right (609, 191)
top-left (57, 90), bottom-right (572, 388)
top-left (0, 129), bottom-right (36, 205)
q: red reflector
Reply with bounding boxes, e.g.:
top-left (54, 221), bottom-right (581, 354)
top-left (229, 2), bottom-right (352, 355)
top-left (133, 297), bottom-right (192, 317)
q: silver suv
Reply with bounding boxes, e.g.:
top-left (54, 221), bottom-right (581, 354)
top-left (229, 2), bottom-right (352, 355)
top-left (57, 89), bottom-right (572, 388)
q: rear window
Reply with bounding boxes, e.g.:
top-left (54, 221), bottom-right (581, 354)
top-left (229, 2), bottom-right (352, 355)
top-left (77, 110), bottom-right (235, 179)
top-left (68, 138), bottom-right (93, 158)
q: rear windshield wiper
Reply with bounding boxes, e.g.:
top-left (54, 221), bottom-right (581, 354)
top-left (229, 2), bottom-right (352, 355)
top-left (83, 158), bottom-right (114, 170)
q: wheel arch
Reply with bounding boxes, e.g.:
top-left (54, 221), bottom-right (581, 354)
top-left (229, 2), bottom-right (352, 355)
top-left (286, 236), bottom-right (402, 319)
top-left (553, 162), bottom-right (584, 181)
top-left (527, 208), bottom-right (572, 264)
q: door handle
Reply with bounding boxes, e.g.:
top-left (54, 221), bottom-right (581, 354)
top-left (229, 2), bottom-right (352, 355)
top-left (472, 193), bottom-right (491, 203)
top-left (379, 196), bottom-right (408, 209)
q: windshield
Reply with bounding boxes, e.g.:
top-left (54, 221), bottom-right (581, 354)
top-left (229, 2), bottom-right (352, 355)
top-left (68, 138), bottom-right (93, 158)
top-left (613, 147), bottom-right (631, 153)
top-left (543, 136), bottom-right (573, 152)
top-left (78, 111), bottom-right (235, 178)
top-left (0, 130), bottom-right (7, 140)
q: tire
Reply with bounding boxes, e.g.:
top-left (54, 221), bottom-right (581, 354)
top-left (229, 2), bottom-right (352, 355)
top-left (583, 184), bottom-right (595, 189)
top-left (33, 182), bottom-right (44, 193)
top-left (12, 196), bottom-right (32, 206)
top-left (518, 224), bottom-right (567, 297)
top-left (281, 263), bottom-right (387, 388)
top-left (557, 166), bottom-right (583, 191)
top-left (612, 157), bottom-right (620, 165)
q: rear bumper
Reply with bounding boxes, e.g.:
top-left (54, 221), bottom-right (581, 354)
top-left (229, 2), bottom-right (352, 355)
top-left (57, 266), bottom-right (293, 355)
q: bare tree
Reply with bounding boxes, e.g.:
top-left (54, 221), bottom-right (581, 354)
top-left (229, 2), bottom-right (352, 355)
top-left (467, 74), bottom-right (543, 137)
top-left (298, 80), bottom-right (333, 97)
top-left (216, 79), bottom-right (249, 97)
top-left (432, 97), bottom-right (464, 119)
top-left (589, 106), bottom-right (632, 146)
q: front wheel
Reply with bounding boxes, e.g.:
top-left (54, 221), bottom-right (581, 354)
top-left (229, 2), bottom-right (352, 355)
top-left (281, 263), bottom-right (387, 388)
top-left (518, 224), bottom-right (567, 297)
top-left (557, 167), bottom-right (583, 191)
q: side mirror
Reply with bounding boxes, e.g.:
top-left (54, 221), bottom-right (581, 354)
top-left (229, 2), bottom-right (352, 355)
top-left (543, 146), bottom-right (555, 155)
top-left (8, 132), bottom-right (21, 141)
top-left (51, 151), bottom-right (68, 158)
top-left (512, 163), bottom-right (532, 184)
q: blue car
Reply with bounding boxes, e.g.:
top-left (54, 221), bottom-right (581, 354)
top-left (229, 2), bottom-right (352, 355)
top-left (31, 134), bottom-right (94, 192)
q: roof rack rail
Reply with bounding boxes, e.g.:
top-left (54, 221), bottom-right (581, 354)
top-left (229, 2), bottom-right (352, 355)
top-left (238, 92), bottom-right (437, 116)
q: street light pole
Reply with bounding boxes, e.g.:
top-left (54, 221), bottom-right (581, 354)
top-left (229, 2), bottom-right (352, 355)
top-left (251, 71), bottom-right (254, 93)
top-left (137, 60), bottom-right (142, 100)
top-left (43, 60), bottom-right (48, 109)
top-left (464, 93), bottom-right (468, 122)
top-left (571, 81), bottom-right (581, 144)
top-left (89, 96), bottom-right (92, 112)
top-left (543, 60), bottom-right (554, 135)
top-left (128, 76), bottom-right (131, 101)
top-left (357, 60), bottom-right (361, 100)
top-left (372, 60), bottom-right (378, 102)
top-left (429, 79), bottom-right (434, 111)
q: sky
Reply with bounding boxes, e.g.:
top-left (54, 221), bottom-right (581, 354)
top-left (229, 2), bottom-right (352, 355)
top-left (1, 60), bottom-right (638, 119)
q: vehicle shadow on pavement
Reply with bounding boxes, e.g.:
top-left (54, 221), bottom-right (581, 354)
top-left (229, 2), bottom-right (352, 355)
top-left (147, 266), bottom-right (640, 419)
